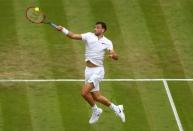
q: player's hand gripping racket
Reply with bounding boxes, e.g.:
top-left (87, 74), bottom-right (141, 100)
top-left (25, 6), bottom-right (58, 29)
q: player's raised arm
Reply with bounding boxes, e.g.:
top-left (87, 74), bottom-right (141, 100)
top-left (56, 25), bottom-right (82, 40)
top-left (108, 49), bottom-right (118, 60)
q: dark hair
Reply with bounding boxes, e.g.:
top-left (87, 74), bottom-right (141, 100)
top-left (96, 21), bottom-right (107, 31)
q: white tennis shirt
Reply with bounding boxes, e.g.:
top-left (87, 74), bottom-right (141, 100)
top-left (81, 32), bottom-right (113, 67)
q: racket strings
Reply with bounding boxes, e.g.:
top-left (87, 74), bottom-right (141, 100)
top-left (26, 7), bottom-right (45, 24)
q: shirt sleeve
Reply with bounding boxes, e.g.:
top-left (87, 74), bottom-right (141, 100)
top-left (81, 32), bottom-right (91, 41)
top-left (107, 40), bottom-right (114, 51)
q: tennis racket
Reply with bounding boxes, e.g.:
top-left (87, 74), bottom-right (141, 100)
top-left (25, 6), bottom-right (58, 29)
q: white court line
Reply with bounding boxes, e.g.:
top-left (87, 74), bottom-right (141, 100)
top-left (0, 78), bottom-right (193, 82)
top-left (163, 80), bottom-right (184, 131)
top-left (0, 79), bottom-right (85, 82)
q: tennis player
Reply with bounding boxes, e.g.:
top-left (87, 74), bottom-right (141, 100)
top-left (56, 22), bottom-right (125, 124)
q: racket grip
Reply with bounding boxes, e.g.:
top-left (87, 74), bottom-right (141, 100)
top-left (49, 22), bottom-right (58, 29)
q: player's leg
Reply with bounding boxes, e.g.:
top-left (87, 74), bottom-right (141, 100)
top-left (91, 91), bottom-right (118, 111)
top-left (81, 83), bottom-right (95, 107)
top-left (91, 91), bottom-right (111, 106)
top-left (86, 67), bottom-right (125, 123)
top-left (84, 67), bottom-right (103, 124)
top-left (81, 82), bottom-right (103, 124)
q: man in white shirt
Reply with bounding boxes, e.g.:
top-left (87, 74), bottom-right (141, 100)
top-left (56, 22), bottom-right (125, 124)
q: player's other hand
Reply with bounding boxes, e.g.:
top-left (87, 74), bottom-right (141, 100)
top-left (56, 25), bottom-right (63, 31)
top-left (108, 50), bottom-right (118, 60)
top-left (108, 53), bottom-right (118, 60)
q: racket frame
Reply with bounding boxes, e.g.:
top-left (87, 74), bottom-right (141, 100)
top-left (25, 6), bottom-right (46, 24)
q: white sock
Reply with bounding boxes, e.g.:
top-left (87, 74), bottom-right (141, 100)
top-left (92, 104), bottom-right (98, 111)
top-left (109, 103), bottom-right (117, 111)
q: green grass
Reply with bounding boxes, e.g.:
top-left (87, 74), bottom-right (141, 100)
top-left (0, 82), bottom-right (181, 131)
top-left (0, 0), bottom-right (193, 130)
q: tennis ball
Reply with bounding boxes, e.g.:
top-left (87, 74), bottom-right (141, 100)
top-left (35, 7), bottom-right (40, 12)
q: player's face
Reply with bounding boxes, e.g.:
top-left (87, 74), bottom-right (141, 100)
top-left (94, 24), bottom-right (104, 36)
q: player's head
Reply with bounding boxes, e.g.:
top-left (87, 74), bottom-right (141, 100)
top-left (94, 21), bottom-right (107, 36)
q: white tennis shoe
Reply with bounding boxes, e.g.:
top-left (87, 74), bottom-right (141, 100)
top-left (89, 108), bottom-right (103, 124)
top-left (114, 105), bottom-right (125, 123)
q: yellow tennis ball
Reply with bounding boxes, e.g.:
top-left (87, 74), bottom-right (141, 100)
top-left (35, 7), bottom-right (40, 12)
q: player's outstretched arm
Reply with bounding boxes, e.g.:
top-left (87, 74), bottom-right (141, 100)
top-left (108, 50), bottom-right (118, 60)
top-left (56, 25), bottom-right (82, 40)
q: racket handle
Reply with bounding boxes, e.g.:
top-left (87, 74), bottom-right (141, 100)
top-left (49, 22), bottom-right (58, 29)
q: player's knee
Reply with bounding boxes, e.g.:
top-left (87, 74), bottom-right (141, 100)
top-left (81, 89), bottom-right (87, 98)
top-left (81, 91), bottom-right (86, 97)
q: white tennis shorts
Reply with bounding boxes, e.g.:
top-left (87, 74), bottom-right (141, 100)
top-left (85, 66), bottom-right (105, 92)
